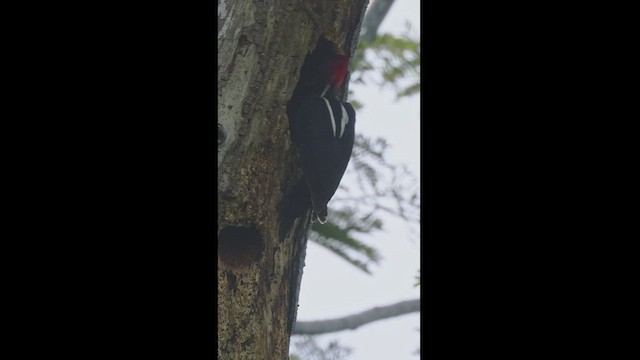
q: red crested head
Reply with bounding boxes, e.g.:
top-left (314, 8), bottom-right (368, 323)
top-left (327, 54), bottom-right (350, 89)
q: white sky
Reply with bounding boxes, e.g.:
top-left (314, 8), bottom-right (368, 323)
top-left (294, 1), bottom-right (421, 359)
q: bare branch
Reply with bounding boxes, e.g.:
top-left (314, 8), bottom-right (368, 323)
top-left (359, 0), bottom-right (397, 42)
top-left (292, 299), bottom-right (420, 335)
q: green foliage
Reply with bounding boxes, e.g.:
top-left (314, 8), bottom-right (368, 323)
top-left (351, 21), bottom-right (420, 100)
top-left (339, 135), bottom-right (420, 224)
top-left (348, 98), bottom-right (364, 111)
top-left (311, 209), bottom-right (382, 274)
top-left (290, 336), bottom-right (351, 360)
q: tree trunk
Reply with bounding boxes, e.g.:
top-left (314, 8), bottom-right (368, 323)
top-left (217, 0), bottom-right (368, 359)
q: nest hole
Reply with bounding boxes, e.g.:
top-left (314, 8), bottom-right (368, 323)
top-left (218, 225), bottom-right (264, 267)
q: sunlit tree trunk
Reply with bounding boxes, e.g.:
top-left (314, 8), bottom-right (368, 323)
top-left (217, 0), bottom-right (368, 358)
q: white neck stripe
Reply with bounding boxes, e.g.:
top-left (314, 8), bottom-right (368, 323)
top-left (321, 96), bottom-right (337, 137)
top-left (339, 103), bottom-right (349, 138)
top-left (320, 85), bottom-right (329, 97)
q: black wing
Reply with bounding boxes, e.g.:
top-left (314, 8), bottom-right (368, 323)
top-left (291, 95), bottom-right (356, 222)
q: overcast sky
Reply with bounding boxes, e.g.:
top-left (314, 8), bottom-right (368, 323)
top-left (294, 1), bottom-right (421, 359)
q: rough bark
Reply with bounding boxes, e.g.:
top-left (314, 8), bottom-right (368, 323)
top-left (217, 0), bottom-right (368, 359)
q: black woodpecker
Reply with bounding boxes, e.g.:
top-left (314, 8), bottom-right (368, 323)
top-left (290, 54), bottom-right (356, 224)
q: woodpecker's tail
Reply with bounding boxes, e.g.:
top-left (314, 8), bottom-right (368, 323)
top-left (278, 178), bottom-right (312, 240)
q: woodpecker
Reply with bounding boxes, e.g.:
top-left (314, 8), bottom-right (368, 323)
top-left (290, 54), bottom-right (356, 224)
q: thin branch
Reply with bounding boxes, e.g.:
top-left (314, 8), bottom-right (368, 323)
top-left (292, 299), bottom-right (420, 335)
top-left (359, 0), bottom-right (397, 42)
